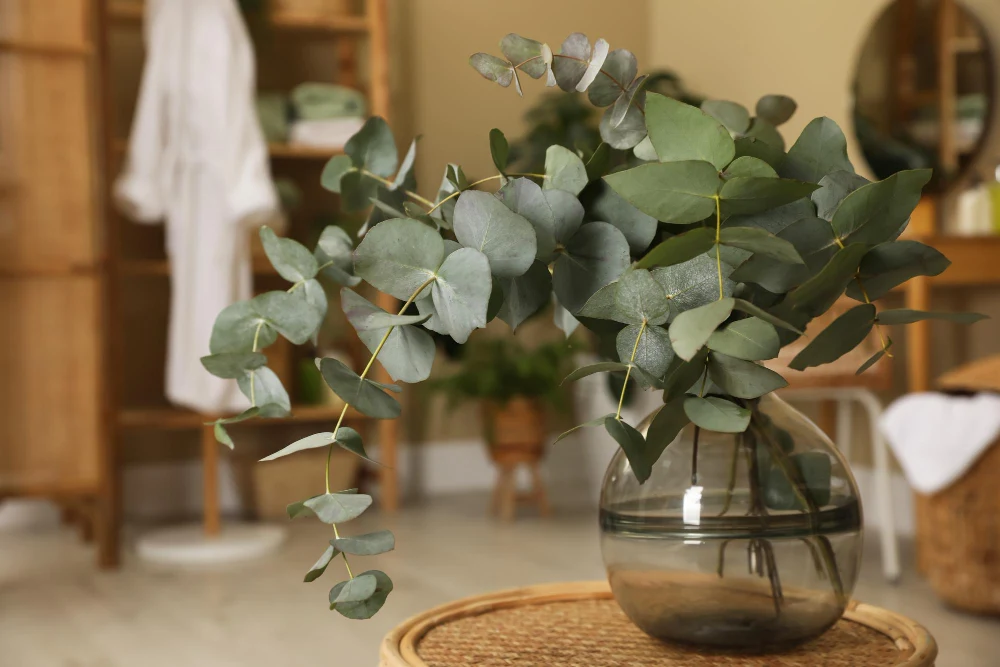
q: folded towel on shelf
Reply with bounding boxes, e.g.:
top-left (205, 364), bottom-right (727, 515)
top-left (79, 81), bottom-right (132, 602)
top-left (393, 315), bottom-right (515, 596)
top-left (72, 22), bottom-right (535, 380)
top-left (291, 83), bottom-right (367, 120)
top-left (879, 392), bottom-right (1000, 494)
top-left (288, 117), bottom-right (366, 149)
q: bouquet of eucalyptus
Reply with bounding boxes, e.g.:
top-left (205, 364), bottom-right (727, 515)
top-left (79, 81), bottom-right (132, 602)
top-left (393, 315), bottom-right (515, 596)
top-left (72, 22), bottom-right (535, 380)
top-left (201, 31), bottom-right (984, 620)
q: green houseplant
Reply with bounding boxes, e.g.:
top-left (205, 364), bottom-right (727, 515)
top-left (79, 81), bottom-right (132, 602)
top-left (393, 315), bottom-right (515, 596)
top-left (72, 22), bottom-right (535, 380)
top-left (200, 30), bottom-right (985, 647)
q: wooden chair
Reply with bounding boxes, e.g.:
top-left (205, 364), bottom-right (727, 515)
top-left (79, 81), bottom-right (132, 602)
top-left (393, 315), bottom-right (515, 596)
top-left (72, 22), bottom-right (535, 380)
top-left (765, 299), bottom-right (900, 581)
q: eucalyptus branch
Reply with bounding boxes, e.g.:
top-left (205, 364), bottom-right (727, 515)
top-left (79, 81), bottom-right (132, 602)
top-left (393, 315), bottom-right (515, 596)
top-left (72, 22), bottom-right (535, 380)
top-left (853, 275), bottom-right (893, 357)
top-left (425, 172), bottom-right (547, 216)
top-left (713, 195), bottom-right (724, 299)
top-left (615, 320), bottom-right (647, 419)
top-left (357, 168), bottom-right (437, 209)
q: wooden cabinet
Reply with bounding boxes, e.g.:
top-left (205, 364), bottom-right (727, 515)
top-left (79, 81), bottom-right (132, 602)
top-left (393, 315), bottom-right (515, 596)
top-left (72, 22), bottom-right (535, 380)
top-left (0, 0), bottom-right (113, 565)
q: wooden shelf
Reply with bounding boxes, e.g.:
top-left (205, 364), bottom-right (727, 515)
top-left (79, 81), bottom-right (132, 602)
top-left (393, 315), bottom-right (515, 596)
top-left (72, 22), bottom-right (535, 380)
top-left (119, 404), bottom-right (369, 430)
top-left (119, 259), bottom-right (278, 276)
top-left (107, 2), bottom-right (369, 34)
top-left (268, 143), bottom-right (345, 159)
top-left (112, 139), bottom-right (342, 161)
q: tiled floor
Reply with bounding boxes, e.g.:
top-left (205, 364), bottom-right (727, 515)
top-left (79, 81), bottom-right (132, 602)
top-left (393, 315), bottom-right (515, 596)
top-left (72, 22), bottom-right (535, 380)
top-left (1, 495), bottom-right (998, 666)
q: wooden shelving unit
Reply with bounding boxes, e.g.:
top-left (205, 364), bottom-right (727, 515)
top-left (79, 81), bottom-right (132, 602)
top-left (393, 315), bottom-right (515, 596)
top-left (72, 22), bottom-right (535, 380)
top-left (96, 0), bottom-right (397, 566)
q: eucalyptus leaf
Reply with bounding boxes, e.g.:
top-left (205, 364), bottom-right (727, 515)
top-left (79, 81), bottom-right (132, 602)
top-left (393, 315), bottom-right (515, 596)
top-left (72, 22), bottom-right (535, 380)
top-left (429, 247), bottom-right (492, 343)
top-left (341, 289), bottom-right (435, 383)
top-left (637, 227), bottom-right (716, 271)
top-left (329, 574), bottom-right (378, 608)
top-left (719, 177), bottom-right (820, 217)
top-left (498, 260), bottom-right (551, 330)
top-left (260, 226), bottom-right (318, 283)
top-left (645, 399), bottom-right (689, 466)
top-left (552, 33), bottom-right (591, 91)
top-left (589, 48), bottom-right (637, 107)
top-left (200, 352), bottom-right (267, 379)
top-left (780, 116), bottom-right (853, 183)
top-left (599, 95), bottom-right (647, 149)
top-left (645, 93), bottom-right (735, 170)
top-left (237, 367), bottom-right (291, 416)
top-left (545, 188), bottom-right (585, 244)
top-left (846, 241), bottom-right (950, 301)
top-left (553, 299), bottom-right (580, 337)
top-left (334, 570), bottom-right (393, 619)
top-left (305, 492), bottom-right (373, 525)
top-left (209, 301), bottom-right (277, 354)
top-left (708, 352), bottom-right (787, 398)
top-left (251, 286), bottom-right (324, 345)
top-left (730, 216), bottom-right (838, 293)
top-left (668, 298), bottom-right (735, 361)
top-left (500, 34), bottom-right (547, 78)
top-left (785, 244), bottom-right (868, 317)
top-left (586, 181), bottom-right (656, 255)
top-left (319, 357), bottom-right (401, 419)
top-left (260, 432), bottom-right (334, 462)
top-left (834, 169), bottom-right (932, 246)
top-left (719, 226), bottom-right (804, 265)
top-left (334, 426), bottom-right (379, 465)
top-left (732, 299), bottom-right (803, 334)
top-left (489, 128), bottom-right (509, 173)
top-left (790, 304), bottom-right (876, 371)
top-left (469, 53), bottom-right (513, 88)
top-left (332, 530), bottom-right (395, 556)
top-left (611, 75), bottom-right (647, 128)
top-left (615, 269), bottom-right (670, 325)
top-left (755, 94), bottom-right (797, 126)
top-left (320, 155), bottom-right (354, 193)
top-left (725, 197), bottom-right (815, 236)
top-left (857, 339), bottom-right (891, 375)
top-left (497, 178), bottom-right (556, 261)
top-left (877, 309), bottom-right (988, 325)
top-left (544, 145), bottom-right (588, 195)
top-left (617, 324), bottom-right (674, 378)
top-left (723, 156), bottom-right (777, 180)
top-left (585, 142), bottom-right (612, 180)
top-left (354, 218), bottom-right (444, 300)
top-left (453, 191), bottom-right (536, 278)
top-left (345, 117), bottom-right (397, 178)
top-left (604, 160), bottom-right (720, 224)
top-left (577, 282), bottom-right (621, 320)
top-left (315, 225), bottom-right (360, 287)
top-left (811, 171), bottom-right (869, 221)
top-left (707, 317), bottom-right (779, 360)
top-left (304, 545), bottom-right (338, 583)
top-left (652, 254), bottom-right (735, 318)
top-left (683, 396), bottom-right (751, 433)
top-left (338, 170), bottom-right (379, 213)
top-left (575, 38), bottom-right (609, 92)
top-left (632, 135), bottom-right (657, 161)
top-left (603, 417), bottom-right (651, 482)
top-left (562, 361), bottom-right (631, 384)
top-left (701, 99), bottom-right (750, 135)
top-left (733, 135), bottom-right (785, 171)
top-left (552, 221), bottom-right (630, 313)
top-left (661, 350), bottom-right (710, 401)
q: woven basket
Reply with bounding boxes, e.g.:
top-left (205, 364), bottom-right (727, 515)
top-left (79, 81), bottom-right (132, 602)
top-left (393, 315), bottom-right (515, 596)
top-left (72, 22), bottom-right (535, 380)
top-left (379, 581), bottom-right (937, 666)
top-left (917, 354), bottom-right (1000, 613)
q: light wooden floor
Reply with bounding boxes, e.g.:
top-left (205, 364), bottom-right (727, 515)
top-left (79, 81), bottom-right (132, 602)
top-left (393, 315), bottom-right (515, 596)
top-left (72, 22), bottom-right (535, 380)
top-left (2, 495), bottom-right (999, 666)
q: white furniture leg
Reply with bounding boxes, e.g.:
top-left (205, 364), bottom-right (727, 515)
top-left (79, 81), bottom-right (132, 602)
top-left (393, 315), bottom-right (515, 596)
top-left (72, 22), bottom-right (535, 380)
top-left (858, 389), bottom-right (901, 582)
top-left (835, 398), bottom-right (854, 461)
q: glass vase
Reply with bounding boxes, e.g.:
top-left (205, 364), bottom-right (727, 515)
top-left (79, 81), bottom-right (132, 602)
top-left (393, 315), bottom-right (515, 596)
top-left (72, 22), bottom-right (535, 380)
top-left (599, 394), bottom-right (863, 651)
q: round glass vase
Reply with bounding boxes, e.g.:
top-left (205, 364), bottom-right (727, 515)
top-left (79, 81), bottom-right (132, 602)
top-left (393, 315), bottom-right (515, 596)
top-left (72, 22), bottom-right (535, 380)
top-left (599, 394), bottom-right (863, 651)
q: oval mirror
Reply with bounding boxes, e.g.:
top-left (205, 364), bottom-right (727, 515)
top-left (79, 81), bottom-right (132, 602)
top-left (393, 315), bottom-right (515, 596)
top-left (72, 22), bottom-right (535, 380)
top-left (852, 0), bottom-right (994, 193)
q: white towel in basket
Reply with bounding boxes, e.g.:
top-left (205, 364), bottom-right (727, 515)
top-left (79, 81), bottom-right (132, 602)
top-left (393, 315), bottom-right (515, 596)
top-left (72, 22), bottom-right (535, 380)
top-left (879, 392), bottom-right (1000, 494)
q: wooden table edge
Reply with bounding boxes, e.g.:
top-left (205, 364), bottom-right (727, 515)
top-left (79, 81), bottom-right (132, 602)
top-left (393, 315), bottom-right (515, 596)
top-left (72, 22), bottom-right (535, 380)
top-left (378, 581), bottom-right (939, 667)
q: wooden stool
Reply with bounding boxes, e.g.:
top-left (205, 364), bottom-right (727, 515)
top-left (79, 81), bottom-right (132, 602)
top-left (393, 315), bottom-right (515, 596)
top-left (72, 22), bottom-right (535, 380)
top-left (490, 448), bottom-right (550, 522)
top-left (380, 582), bottom-right (937, 667)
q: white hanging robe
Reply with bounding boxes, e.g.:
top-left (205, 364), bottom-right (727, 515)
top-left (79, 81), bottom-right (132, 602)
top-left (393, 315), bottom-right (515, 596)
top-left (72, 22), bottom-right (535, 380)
top-left (115, 0), bottom-right (280, 413)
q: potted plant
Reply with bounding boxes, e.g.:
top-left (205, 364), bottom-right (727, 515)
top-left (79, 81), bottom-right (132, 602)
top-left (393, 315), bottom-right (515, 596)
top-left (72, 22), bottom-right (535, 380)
top-left (200, 31), bottom-right (986, 649)
top-left (431, 338), bottom-right (574, 518)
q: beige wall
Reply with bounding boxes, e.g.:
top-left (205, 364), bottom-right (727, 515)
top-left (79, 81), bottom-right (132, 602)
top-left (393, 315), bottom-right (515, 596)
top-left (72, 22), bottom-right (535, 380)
top-left (395, 0), bottom-right (650, 194)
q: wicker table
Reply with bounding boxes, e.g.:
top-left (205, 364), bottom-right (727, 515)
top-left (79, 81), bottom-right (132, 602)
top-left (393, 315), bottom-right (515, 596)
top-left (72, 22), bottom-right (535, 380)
top-left (379, 581), bottom-right (937, 667)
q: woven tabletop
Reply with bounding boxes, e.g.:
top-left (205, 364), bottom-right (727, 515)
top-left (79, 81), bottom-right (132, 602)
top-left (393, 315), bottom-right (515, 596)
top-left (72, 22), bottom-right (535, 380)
top-left (379, 582), bottom-right (937, 667)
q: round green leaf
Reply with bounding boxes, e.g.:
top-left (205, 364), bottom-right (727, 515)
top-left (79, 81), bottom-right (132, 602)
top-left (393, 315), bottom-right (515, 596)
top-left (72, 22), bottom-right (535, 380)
top-left (498, 260), bottom-right (552, 330)
top-left (500, 34), bottom-right (546, 79)
top-left (209, 301), bottom-right (277, 354)
top-left (489, 128), bottom-right (509, 173)
top-left (615, 269), bottom-right (670, 325)
top-left (319, 357), bottom-right (401, 419)
top-left (588, 48), bottom-right (637, 107)
top-left (617, 324), bottom-right (674, 378)
top-left (683, 396), bottom-right (751, 433)
top-left (552, 222), bottom-right (630, 313)
top-left (341, 289), bottom-right (434, 383)
top-left (707, 317), bottom-right (779, 361)
top-left (586, 180), bottom-right (656, 255)
top-left (497, 178), bottom-right (556, 261)
top-left (306, 492), bottom-right (373, 525)
top-left (469, 53), bottom-right (514, 87)
top-left (701, 99), bottom-right (750, 135)
top-left (645, 93), bottom-right (734, 170)
top-left (453, 191), bottom-right (536, 278)
top-left (552, 33), bottom-right (590, 92)
top-left (604, 161), bottom-right (721, 224)
top-left (668, 298), bottom-right (735, 361)
top-left (345, 116), bottom-right (398, 178)
top-left (354, 218), bottom-right (444, 300)
top-left (320, 155), bottom-right (354, 193)
top-left (707, 352), bottom-right (787, 399)
top-left (544, 145), bottom-right (588, 196)
top-left (789, 304), bottom-right (876, 371)
top-left (780, 117), bottom-right (853, 183)
top-left (200, 352), bottom-right (267, 379)
top-left (429, 248), bottom-right (492, 343)
top-left (332, 530), bottom-right (395, 556)
top-left (755, 94), bottom-right (797, 127)
top-left (603, 417), bottom-right (651, 483)
top-left (600, 99), bottom-right (647, 150)
top-left (334, 570), bottom-right (393, 619)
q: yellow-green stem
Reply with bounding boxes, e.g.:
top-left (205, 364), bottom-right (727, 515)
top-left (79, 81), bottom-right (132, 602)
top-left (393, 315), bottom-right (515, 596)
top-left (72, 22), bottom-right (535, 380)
top-left (616, 321), bottom-right (647, 419)
top-left (249, 321), bottom-right (265, 406)
top-left (714, 195), bottom-right (723, 299)
top-left (425, 173), bottom-right (547, 216)
top-left (359, 169), bottom-right (436, 208)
